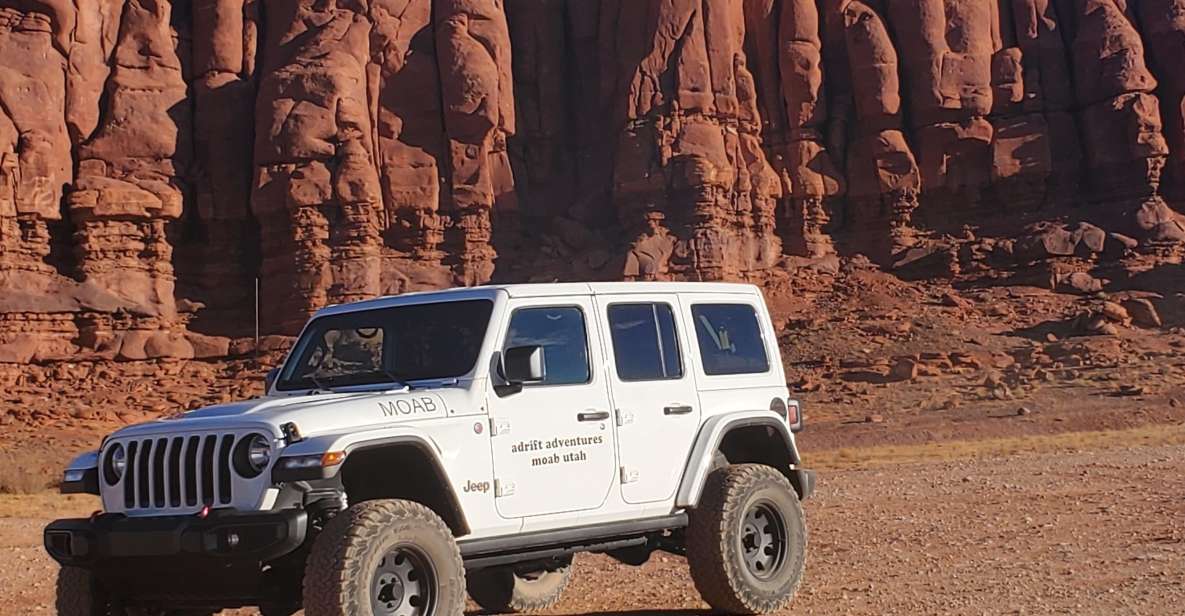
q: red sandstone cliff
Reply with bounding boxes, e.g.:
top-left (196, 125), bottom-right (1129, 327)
top-left (0, 0), bottom-right (1182, 363)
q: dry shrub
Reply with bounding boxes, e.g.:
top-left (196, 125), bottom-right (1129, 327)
top-left (0, 451), bottom-right (57, 494)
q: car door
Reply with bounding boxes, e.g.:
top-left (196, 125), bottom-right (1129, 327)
top-left (596, 294), bottom-right (701, 505)
top-left (487, 297), bottom-right (618, 519)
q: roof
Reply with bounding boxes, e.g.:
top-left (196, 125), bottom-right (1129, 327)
top-left (314, 281), bottom-right (762, 317)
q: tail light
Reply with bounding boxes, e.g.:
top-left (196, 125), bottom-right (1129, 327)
top-left (772, 397), bottom-right (805, 432)
top-left (786, 400), bottom-right (803, 432)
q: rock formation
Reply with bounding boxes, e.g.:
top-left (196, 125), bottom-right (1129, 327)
top-left (0, 0), bottom-right (1183, 363)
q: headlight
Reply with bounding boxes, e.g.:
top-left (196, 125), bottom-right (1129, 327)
top-left (103, 444), bottom-right (126, 485)
top-left (233, 434), bottom-right (273, 478)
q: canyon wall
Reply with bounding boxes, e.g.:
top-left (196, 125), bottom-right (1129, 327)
top-left (0, 0), bottom-right (1183, 363)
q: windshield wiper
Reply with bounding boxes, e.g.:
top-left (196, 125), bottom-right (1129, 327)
top-left (306, 372), bottom-right (337, 395)
top-left (370, 367), bottom-right (411, 391)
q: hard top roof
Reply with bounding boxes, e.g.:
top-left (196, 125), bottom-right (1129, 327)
top-left (313, 281), bottom-right (762, 317)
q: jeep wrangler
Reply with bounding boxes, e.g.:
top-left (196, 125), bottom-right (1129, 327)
top-left (45, 282), bottom-right (815, 615)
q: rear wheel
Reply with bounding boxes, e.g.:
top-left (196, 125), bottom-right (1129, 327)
top-left (686, 464), bottom-right (807, 614)
top-left (466, 557), bottom-right (574, 613)
top-left (302, 499), bottom-right (464, 616)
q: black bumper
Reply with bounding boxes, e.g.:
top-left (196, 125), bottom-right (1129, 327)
top-left (44, 508), bottom-right (308, 569)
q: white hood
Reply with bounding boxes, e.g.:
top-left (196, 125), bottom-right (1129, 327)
top-left (109, 386), bottom-right (483, 441)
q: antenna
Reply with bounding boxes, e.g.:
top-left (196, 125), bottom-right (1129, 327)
top-left (254, 276), bottom-right (261, 366)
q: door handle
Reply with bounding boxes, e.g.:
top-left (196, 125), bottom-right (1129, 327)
top-left (664, 405), bottom-right (694, 415)
top-left (577, 411), bottom-right (610, 422)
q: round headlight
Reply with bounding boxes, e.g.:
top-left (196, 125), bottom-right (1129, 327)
top-left (104, 444), bottom-right (126, 485)
top-left (234, 434), bottom-right (272, 478)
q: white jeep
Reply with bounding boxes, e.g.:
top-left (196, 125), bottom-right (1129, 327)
top-left (45, 282), bottom-right (815, 616)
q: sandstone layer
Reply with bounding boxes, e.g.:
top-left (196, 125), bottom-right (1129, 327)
top-left (0, 0), bottom-right (1183, 363)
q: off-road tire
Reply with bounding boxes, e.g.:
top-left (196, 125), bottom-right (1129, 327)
top-left (466, 557), bottom-right (574, 612)
top-left (302, 499), bottom-right (465, 616)
top-left (57, 567), bottom-right (110, 616)
top-left (686, 464), bottom-right (807, 614)
top-left (57, 568), bottom-right (213, 616)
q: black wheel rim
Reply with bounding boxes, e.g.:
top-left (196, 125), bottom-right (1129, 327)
top-left (739, 499), bottom-right (788, 580)
top-left (371, 545), bottom-right (437, 616)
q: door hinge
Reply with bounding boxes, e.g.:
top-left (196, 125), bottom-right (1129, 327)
top-left (620, 466), bottom-right (640, 484)
top-left (615, 409), bottom-right (634, 427)
top-left (494, 479), bottom-right (516, 497)
top-left (490, 418), bottom-right (511, 436)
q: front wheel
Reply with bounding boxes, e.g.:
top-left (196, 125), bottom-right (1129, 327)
top-left (302, 499), bottom-right (465, 616)
top-left (466, 557), bottom-right (574, 612)
top-left (686, 464), bottom-right (807, 614)
top-left (56, 568), bottom-right (214, 616)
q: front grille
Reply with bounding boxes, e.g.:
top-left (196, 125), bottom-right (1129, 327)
top-left (121, 434), bottom-right (238, 510)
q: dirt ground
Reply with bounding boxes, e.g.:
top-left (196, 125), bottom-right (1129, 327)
top-left (2, 429), bottom-right (1183, 615)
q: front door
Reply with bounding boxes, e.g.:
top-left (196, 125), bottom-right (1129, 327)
top-left (595, 295), bottom-right (701, 505)
top-left (487, 298), bottom-right (617, 519)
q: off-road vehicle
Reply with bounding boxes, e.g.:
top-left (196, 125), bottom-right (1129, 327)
top-left (45, 282), bottom-right (815, 615)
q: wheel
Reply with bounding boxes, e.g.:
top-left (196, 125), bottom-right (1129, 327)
top-left (56, 568), bottom-right (214, 616)
top-left (57, 567), bottom-right (111, 616)
top-left (302, 499), bottom-right (465, 616)
top-left (466, 557), bottom-right (574, 613)
top-left (686, 464), bottom-right (807, 614)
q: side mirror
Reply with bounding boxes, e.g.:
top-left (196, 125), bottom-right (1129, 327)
top-left (264, 367), bottom-right (280, 393)
top-left (502, 345), bottom-right (545, 384)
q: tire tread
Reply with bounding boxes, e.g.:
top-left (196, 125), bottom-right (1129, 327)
top-left (302, 499), bottom-right (465, 616)
top-left (686, 464), bottom-right (807, 614)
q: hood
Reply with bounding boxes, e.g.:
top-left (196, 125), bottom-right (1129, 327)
top-left (108, 387), bottom-right (478, 441)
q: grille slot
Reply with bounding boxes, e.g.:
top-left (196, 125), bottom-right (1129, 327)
top-left (117, 434), bottom-right (239, 511)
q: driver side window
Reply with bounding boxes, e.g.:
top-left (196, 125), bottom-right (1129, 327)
top-left (504, 306), bottom-right (590, 386)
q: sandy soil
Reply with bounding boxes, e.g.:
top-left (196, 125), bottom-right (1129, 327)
top-left (4, 433), bottom-right (1183, 616)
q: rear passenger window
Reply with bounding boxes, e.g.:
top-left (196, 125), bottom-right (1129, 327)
top-left (691, 304), bottom-right (770, 375)
top-left (607, 303), bottom-right (683, 381)
top-left (504, 307), bottom-right (590, 385)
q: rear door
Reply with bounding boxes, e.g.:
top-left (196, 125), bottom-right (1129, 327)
top-left (596, 294), bottom-right (701, 505)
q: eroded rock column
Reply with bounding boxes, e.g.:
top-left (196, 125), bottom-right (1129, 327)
top-left (190, 0), bottom-right (260, 319)
top-left (990, 0), bottom-right (1079, 211)
top-left (745, 0), bottom-right (844, 258)
top-left (0, 4), bottom-right (74, 277)
top-left (823, 0), bottom-right (922, 263)
top-left (886, 0), bottom-right (996, 217)
top-left (69, 0), bottom-right (190, 322)
top-left (1137, 0), bottom-right (1185, 206)
top-left (252, 1), bottom-right (383, 332)
top-left (436, 0), bottom-right (516, 286)
top-left (607, 0), bottom-right (782, 281)
top-left (1058, 0), bottom-right (1168, 208)
top-left (372, 0), bottom-right (449, 271)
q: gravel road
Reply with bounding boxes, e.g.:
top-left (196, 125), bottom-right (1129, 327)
top-left (3, 442), bottom-right (1182, 615)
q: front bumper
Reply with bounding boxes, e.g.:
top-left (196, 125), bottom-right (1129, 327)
top-left (44, 508), bottom-right (308, 568)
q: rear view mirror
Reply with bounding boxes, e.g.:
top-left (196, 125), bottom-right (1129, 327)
top-left (503, 345), bottom-right (545, 384)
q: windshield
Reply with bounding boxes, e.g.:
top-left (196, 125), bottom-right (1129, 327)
top-left (276, 299), bottom-right (494, 391)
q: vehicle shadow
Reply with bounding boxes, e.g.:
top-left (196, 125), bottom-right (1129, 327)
top-left (466, 606), bottom-right (706, 611)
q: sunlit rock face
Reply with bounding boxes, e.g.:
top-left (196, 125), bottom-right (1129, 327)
top-left (0, 0), bottom-right (1182, 363)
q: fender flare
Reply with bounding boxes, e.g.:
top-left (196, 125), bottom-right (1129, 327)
top-left (278, 428), bottom-right (469, 535)
top-left (675, 411), bottom-right (801, 508)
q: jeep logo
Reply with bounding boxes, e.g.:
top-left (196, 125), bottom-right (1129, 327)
top-left (378, 396), bottom-right (441, 418)
top-left (463, 480), bottom-right (490, 494)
